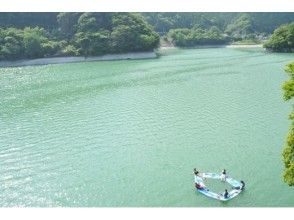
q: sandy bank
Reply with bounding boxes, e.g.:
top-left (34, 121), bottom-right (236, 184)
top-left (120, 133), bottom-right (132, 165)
top-left (159, 44), bottom-right (263, 50)
top-left (0, 51), bottom-right (157, 68)
top-left (226, 44), bottom-right (263, 48)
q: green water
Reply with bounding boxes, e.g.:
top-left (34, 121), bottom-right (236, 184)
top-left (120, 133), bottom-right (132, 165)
top-left (0, 48), bottom-right (294, 207)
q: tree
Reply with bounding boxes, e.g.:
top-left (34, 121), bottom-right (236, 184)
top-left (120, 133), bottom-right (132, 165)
top-left (0, 28), bottom-right (24, 59)
top-left (282, 62), bottom-right (294, 186)
top-left (167, 26), bottom-right (227, 47)
top-left (110, 25), bottom-right (138, 52)
top-left (75, 31), bottom-right (110, 56)
top-left (110, 13), bottom-right (159, 52)
top-left (41, 40), bottom-right (60, 57)
top-left (23, 27), bottom-right (47, 58)
top-left (0, 13), bottom-right (58, 29)
top-left (264, 22), bottom-right (294, 52)
top-left (77, 13), bottom-right (98, 33)
top-left (57, 12), bottom-right (81, 40)
top-left (225, 13), bottom-right (254, 39)
top-left (60, 45), bottom-right (79, 56)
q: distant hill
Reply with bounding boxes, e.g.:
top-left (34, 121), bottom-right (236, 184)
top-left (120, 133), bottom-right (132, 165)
top-left (1, 12), bottom-right (294, 60)
top-left (142, 12), bottom-right (294, 35)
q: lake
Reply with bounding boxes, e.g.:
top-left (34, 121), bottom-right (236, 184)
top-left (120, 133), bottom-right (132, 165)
top-left (0, 47), bottom-right (294, 207)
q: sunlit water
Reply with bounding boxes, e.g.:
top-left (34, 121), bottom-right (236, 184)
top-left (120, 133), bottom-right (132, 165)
top-left (0, 48), bottom-right (294, 207)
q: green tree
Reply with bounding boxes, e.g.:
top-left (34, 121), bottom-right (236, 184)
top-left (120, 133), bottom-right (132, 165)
top-left (225, 13), bottom-right (253, 39)
top-left (167, 27), bottom-right (227, 47)
top-left (1, 12), bottom-right (160, 60)
top-left (264, 22), bottom-right (294, 52)
top-left (75, 31), bottom-right (110, 56)
top-left (23, 27), bottom-right (47, 58)
top-left (110, 25), bottom-right (138, 52)
top-left (60, 45), bottom-right (79, 56)
top-left (0, 13), bottom-right (58, 29)
top-left (282, 62), bottom-right (294, 186)
top-left (0, 28), bottom-right (24, 59)
top-left (41, 40), bottom-right (60, 57)
top-left (77, 13), bottom-right (98, 33)
top-left (57, 12), bottom-right (81, 40)
top-left (110, 13), bottom-right (159, 52)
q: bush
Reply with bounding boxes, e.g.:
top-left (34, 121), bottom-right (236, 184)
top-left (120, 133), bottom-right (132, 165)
top-left (264, 22), bottom-right (294, 52)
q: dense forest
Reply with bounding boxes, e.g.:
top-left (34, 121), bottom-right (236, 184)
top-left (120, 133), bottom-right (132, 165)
top-left (282, 62), bottom-right (294, 186)
top-left (143, 13), bottom-right (294, 35)
top-left (167, 26), bottom-right (228, 47)
top-left (0, 13), bottom-right (159, 60)
top-left (263, 22), bottom-right (294, 52)
top-left (144, 12), bottom-right (294, 46)
top-left (0, 12), bottom-right (294, 60)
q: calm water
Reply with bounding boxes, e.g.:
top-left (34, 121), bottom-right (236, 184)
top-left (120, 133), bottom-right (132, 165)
top-left (0, 48), bottom-right (294, 207)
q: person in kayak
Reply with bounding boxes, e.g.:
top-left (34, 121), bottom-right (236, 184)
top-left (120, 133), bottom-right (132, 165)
top-left (194, 168), bottom-right (200, 176)
top-left (195, 182), bottom-right (205, 190)
top-left (194, 168), bottom-right (204, 177)
top-left (194, 168), bottom-right (201, 182)
top-left (220, 169), bottom-right (227, 181)
top-left (223, 189), bottom-right (229, 199)
top-left (194, 168), bottom-right (204, 182)
top-left (240, 180), bottom-right (245, 190)
top-left (234, 180), bottom-right (245, 190)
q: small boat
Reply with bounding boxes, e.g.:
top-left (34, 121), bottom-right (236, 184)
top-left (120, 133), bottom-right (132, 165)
top-left (195, 173), bottom-right (242, 201)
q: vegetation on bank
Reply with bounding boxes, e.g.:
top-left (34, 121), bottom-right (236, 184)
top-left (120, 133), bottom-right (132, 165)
top-left (1, 12), bottom-right (294, 60)
top-left (264, 22), bottom-right (294, 52)
top-left (0, 13), bottom-right (159, 60)
top-left (231, 39), bottom-right (262, 45)
top-left (143, 13), bottom-right (294, 36)
top-left (167, 26), bottom-right (228, 47)
top-left (144, 13), bottom-right (294, 47)
top-left (282, 62), bottom-right (294, 186)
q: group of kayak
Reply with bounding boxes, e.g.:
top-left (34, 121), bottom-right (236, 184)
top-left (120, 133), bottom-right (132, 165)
top-left (194, 168), bottom-right (245, 201)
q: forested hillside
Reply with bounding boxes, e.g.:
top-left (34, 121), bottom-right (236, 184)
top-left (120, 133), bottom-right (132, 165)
top-left (0, 13), bottom-right (159, 60)
top-left (143, 12), bottom-right (294, 35)
top-left (264, 22), bottom-right (294, 52)
top-left (143, 13), bottom-right (294, 47)
top-left (1, 12), bottom-right (294, 60)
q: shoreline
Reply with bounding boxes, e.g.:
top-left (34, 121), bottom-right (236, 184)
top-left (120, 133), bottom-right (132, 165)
top-left (226, 44), bottom-right (263, 48)
top-left (0, 51), bottom-right (157, 68)
top-left (0, 45), bottom-right (264, 68)
top-left (160, 44), bottom-right (263, 49)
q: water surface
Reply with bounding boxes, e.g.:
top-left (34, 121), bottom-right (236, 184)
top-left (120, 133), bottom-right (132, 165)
top-left (0, 48), bottom-right (294, 207)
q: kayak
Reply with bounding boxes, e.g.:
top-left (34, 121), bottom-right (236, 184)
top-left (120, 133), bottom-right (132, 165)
top-left (195, 172), bottom-right (242, 201)
top-left (197, 188), bottom-right (241, 201)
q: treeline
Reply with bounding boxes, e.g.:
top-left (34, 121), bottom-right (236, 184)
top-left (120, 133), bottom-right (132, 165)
top-left (0, 13), bottom-right (58, 30)
top-left (144, 13), bottom-right (294, 47)
top-left (167, 26), bottom-right (228, 47)
top-left (0, 27), bottom-right (66, 60)
top-left (263, 22), bottom-right (294, 52)
top-left (164, 14), bottom-right (262, 47)
top-left (143, 12), bottom-right (294, 35)
top-left (282, 62), bottom-right (294, 186)
top-left (1, 12), bottom-right (294, 60)
top-left (0, 13), bottom-right (159, 60)
top-left (3, 12), bottom-right (293, 36)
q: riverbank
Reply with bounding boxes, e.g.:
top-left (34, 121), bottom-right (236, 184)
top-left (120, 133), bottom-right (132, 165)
top-left (226, 44), bottom-right (263, 48)
top-left (0, 45), bottom-right (264, 68)
top-left (160, 44), bottom-right (263, 49)
top-left (0, 51), bottom-right (157, 68)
